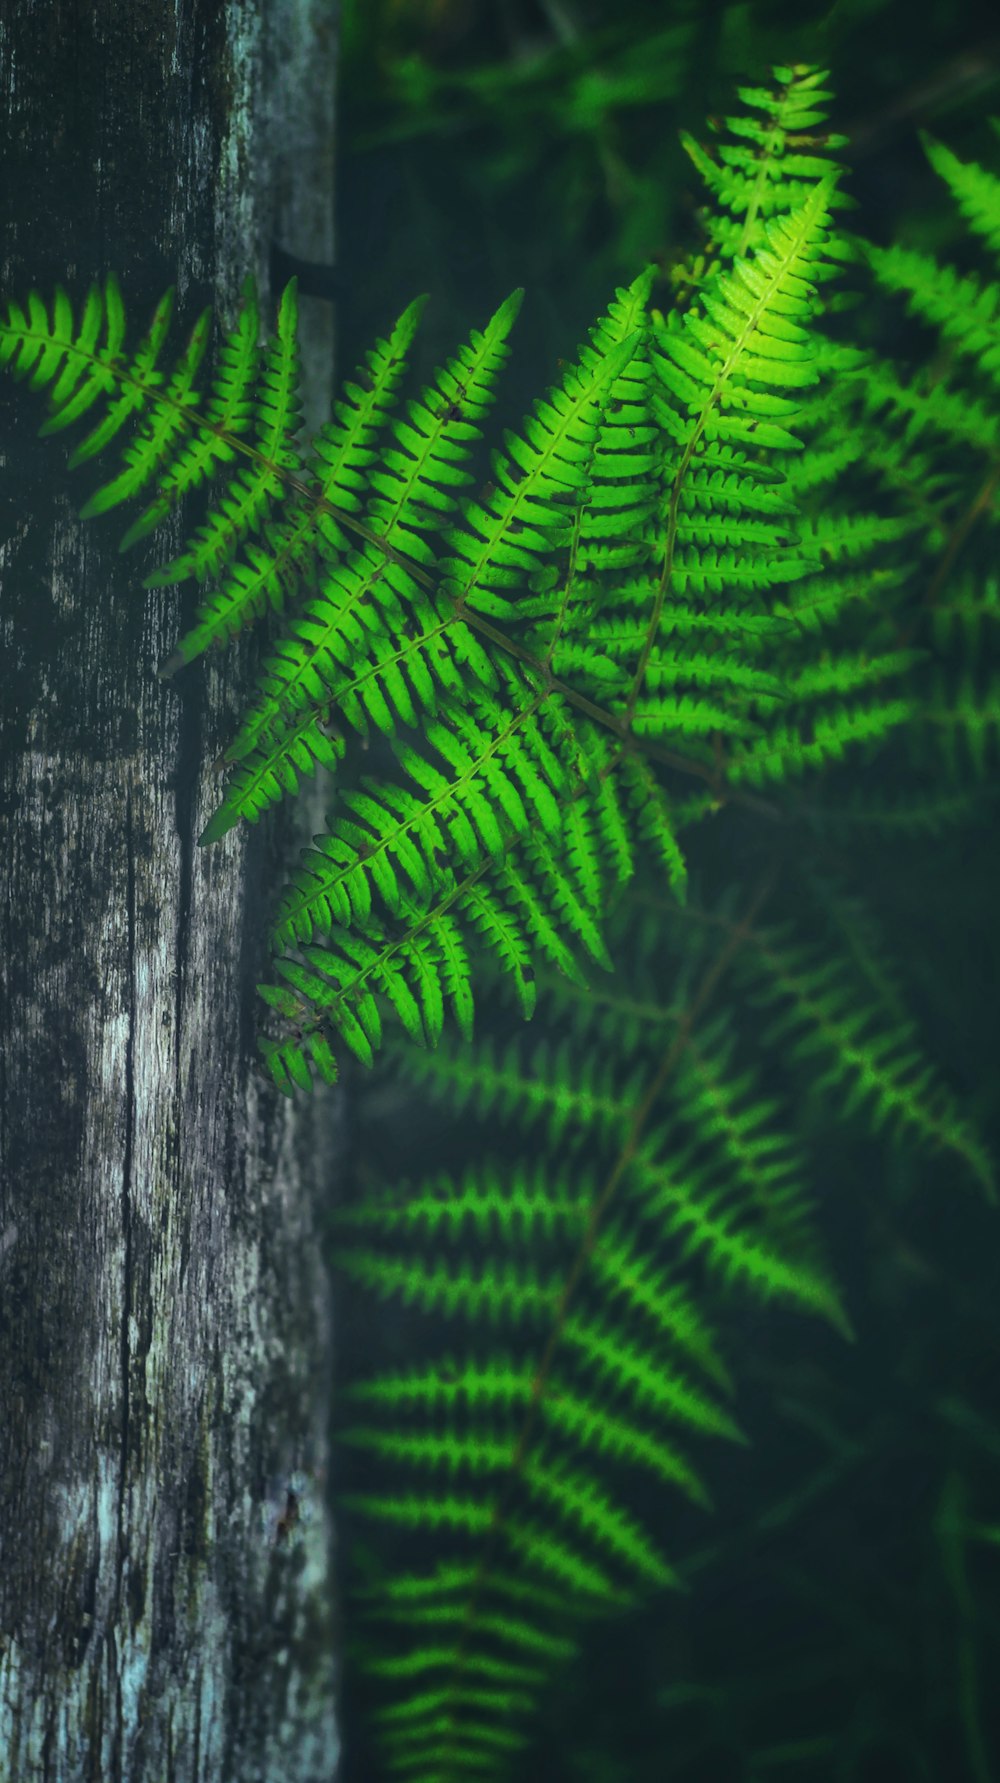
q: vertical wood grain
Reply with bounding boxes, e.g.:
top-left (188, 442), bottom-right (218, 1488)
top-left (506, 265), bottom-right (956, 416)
top-left (0, 3), bottom-right (342, 1776)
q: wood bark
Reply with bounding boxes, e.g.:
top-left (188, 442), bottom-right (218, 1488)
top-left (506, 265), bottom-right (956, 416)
top-left (0, 3), bottom-right (341, 1777)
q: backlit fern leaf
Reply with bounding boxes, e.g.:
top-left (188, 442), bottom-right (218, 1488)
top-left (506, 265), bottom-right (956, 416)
top-left (160, 290), bottom-right (429, 671)
top-left (677, 63), bottom-right (853, 271)
top-left (0, 132), bottom-right (914, 1095)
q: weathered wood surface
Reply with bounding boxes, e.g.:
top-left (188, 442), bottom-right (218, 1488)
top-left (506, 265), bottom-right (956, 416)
top-left (0, 3), bottom-right (341, 1777)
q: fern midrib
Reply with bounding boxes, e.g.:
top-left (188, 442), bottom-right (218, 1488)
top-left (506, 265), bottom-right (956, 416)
top-left (271, 685), bottom-right (553, 944)
top-left (209, 699), bottom-right (337, 796)
top-left (275, 848), bottom-right (497, 1034)
top-left (541, 492), bottom-right (589, 676)
top-left (734, 120), bottom-right (787, 260)
top-left (272, 706), bottom-right (768, 1047)
top-left (735, 73), bottom-right (824, 260)
top-left (272, 747), bottom-right (611, 1034)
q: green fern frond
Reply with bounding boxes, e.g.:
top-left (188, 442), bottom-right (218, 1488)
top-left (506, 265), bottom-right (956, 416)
top-left (261, 660), bottom-right (573, 938)
top-left (922, 671), bottom-right (1000, 779)
top-left (4, 168), bottom-right (867, 1100)
top-left (138, 279), bottom-right (264, 560)
top-left (199, 709), bottom-right (346, 845)
top-left (736, 922), bottom-right (997, 1200)
top-left (867, 243), bottom-right (1000, 385)
top-left (260, 811), bottom-right (617, 1069)
top-left (155, 277), bottom-right (305, 584)
top-left (654, 177), bottom-right (836, 457)
top-left (677, 64), bottom-right (851, 272)
top-left (0, 274), bottom-right (200, 496)
top-left (853, 353), bottom-right (1000, 466)
top-left (726, 694), bottom-right (915, 786)
top-left (161, 291), bottom-right (428, 670)
top-left (435, 331), bottom-right (641, 624)
top-left (76, 298), bottom-right (213, 530)
top-left (854, 132), bottom-right (1000, 553)
top-left (628, 1125), bottom-right (848, 1330)
top-left (666, 1012), bottom-right (820, 1240)
top-left (209, 288), bottom-right (523, 775)
top-left (334, 868), bottom-right (859, 1778)
top-left (920, 129), bottom-right (1000, 258)
top-left (334, 1135), bottom-right (743, 1764)
top-left (375, 1027), bottom-right (640, 1149)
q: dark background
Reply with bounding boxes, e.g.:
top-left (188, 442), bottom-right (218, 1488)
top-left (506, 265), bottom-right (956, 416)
top-left (329, 4), bottom-right (1000, 1779)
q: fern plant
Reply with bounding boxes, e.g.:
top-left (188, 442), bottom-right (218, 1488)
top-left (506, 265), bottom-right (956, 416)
top-left (0, 73), bottom-right (914, 1097)
top-left (1, 59), bottom-right (996, 1783)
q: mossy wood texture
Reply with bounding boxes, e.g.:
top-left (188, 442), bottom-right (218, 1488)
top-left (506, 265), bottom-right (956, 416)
top-left (0, 3), bottom-right (339, 1779)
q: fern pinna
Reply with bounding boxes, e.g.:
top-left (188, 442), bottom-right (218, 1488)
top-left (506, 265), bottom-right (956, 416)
top-left (2, 60), bottom-right (996, 1782)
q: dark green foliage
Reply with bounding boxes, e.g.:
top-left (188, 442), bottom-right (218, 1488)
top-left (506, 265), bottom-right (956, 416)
top-left (3, 55), bottom-right (998, 1783)
top-left (0, 69), bottom-right (922, 1098)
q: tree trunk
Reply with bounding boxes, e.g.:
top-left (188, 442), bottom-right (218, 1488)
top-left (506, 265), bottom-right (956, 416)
top-left (0, 4), bottom-right (341, 1777)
